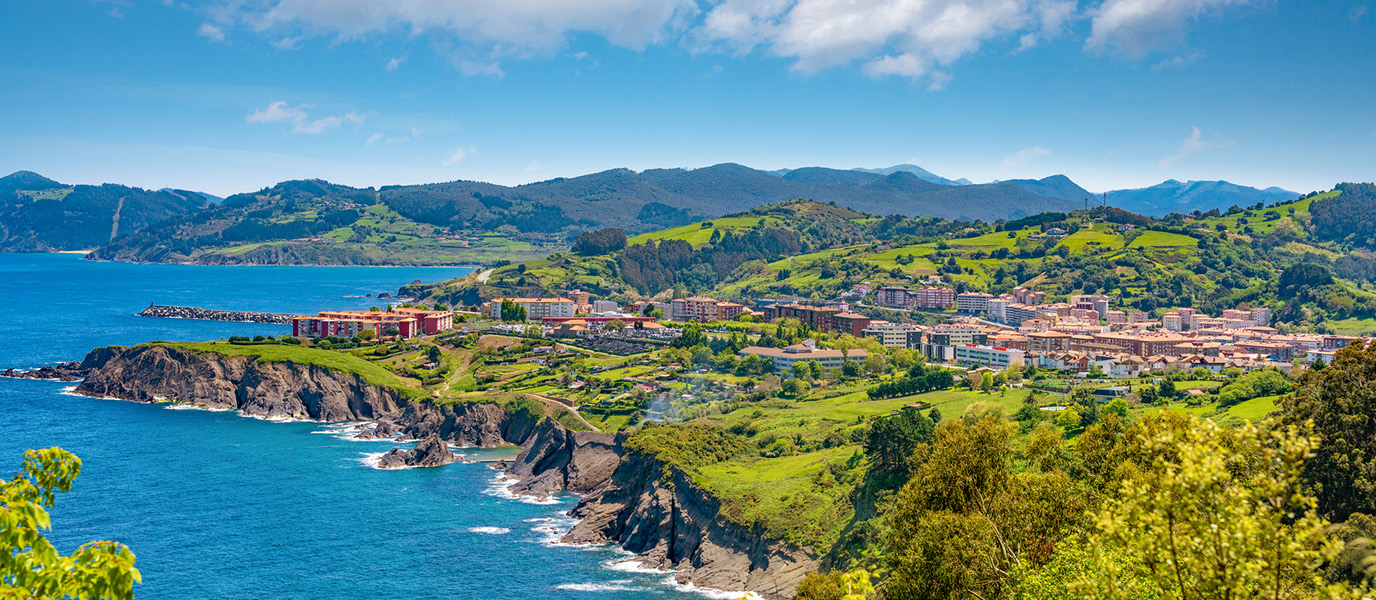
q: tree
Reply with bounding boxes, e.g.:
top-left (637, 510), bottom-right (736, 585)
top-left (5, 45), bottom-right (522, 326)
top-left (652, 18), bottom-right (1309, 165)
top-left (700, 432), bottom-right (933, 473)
top-left (1, 448), bottom-right (141, 600)
top-left (863, 352), bottom-right (888, 376)
top-left (885, 415), bottom-right (1087, 599)
top-left (791, 361), bottom-right (810, 380)
top-left (980, 371), bottom-right (994, 394)
top-left (571, 227), bottom-right (627, 255)
top-left (842, 359), bottom-right (862, 379)
top-left (605, 319), bottom-right (626, 332)
top-left (500, 299), bottom-right (526, 323)
top-left (357, 329), bottom-right (376, 342)
top-left (1067, 415), bottom-right (1360, 600)
top-left (1157, 378), bottom-right (1176, 400)
top-left (863, 408), bottom-right (936, 488)
top-left (524, 325), bottom-right (544, 338)
top-left (1283, 340), bottom-right (1376, 518)
top-left (808, 360), bottom-right (823, 380)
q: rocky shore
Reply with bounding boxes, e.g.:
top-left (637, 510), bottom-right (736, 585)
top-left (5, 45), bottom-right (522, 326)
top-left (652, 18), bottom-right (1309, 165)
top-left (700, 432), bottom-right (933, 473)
top-left (135, 304), bottom-right (299, 325)
top-left (70, 344), bottom-right (815, 599)
top-left (376, 434), bottom-right (457, 469)
top-left (1, 362), bottom-right (89, 381)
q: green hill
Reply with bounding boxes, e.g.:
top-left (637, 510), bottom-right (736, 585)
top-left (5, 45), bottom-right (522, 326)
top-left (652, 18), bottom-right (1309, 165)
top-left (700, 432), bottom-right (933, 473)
top-left (0, 171), bottom-right (207, 252)
top-left (410, 188), bottom-right (1376, 332)
top-left (86, 179), bottom-right (559, 266)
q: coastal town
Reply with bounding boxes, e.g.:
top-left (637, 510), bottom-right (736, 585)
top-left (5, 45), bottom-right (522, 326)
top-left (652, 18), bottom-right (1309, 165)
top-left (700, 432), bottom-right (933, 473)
top-left (287, 281), bottom-right (1347, 375)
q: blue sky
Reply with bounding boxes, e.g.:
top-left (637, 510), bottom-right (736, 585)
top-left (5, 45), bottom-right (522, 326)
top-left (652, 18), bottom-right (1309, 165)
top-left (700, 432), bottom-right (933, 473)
top-left (1, 0), bottom-right (1372, 197)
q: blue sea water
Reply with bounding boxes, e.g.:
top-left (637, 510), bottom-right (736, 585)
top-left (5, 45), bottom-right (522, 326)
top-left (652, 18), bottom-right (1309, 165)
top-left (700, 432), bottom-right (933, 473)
top-left (0, 254), bottom-right (741, 600)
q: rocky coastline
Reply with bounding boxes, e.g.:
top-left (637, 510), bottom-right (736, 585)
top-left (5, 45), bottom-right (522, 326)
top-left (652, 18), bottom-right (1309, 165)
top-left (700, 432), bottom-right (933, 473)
top-left (1, 361), bottom-right (89, 382)
top-left (66, 344), bottom-right (816, 599)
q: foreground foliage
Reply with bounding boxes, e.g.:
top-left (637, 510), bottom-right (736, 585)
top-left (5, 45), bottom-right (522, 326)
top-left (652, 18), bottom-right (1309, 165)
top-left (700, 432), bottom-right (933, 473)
top-left (1, 448), bottom-right (140, 600)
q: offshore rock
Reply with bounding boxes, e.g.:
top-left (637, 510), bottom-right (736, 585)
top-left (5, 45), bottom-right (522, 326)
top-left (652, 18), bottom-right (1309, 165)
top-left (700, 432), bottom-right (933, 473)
top-left (376, 435), bottom-right (456, 469)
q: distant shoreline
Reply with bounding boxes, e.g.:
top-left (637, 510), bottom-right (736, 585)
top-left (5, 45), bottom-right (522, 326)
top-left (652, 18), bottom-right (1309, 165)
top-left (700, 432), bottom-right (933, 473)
top-left (22, 252), bottom-right (484, 269)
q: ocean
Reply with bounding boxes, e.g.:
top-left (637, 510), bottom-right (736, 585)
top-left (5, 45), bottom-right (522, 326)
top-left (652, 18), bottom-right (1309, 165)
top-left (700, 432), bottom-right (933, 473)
top-left (0, 254), bottom-right (743, 600)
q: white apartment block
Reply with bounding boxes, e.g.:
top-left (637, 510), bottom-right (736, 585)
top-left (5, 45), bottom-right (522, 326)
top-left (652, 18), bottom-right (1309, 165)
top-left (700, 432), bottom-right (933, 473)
top-left (955, 344), bottom-right (1026, 369)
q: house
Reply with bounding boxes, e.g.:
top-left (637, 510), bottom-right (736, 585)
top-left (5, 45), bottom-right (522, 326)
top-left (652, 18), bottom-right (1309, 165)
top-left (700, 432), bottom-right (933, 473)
top-left (1091, 386), bottom-right (1131, 401)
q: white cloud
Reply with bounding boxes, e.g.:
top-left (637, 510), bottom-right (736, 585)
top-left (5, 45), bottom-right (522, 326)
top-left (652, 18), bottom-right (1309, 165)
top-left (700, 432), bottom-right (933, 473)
top-left (211, 0), bottom-right (698, 75)
top-left (367, 131), bottom-right (411, 146)
top-left (198, 22), bottom-right (226, 42)
top-left (443, 145), bottom-right (476, 166)
top-left (205, 0), bottom-right (1080, 85)
top-left (1352, 5), bottom-right (1368, 21)
top-left (246, 101), bottom-right (308, 124)
top-left (701, 0), bottom-right (1077, 86)
top-left (1087, 0), bottom-right (1258, 58)
top-left (386, 55), bottom-right (406, 71)
top-left (245, 101), bottom-right (366, 135)
top-left (524, 160), bottom-right (541, 172)
top-left (1151, 51), bottom-right (1203, 70)
top-left (1002, 145), bottom-right (1052, 167)
top-left (1159, 126), bottom-right (1233, 168)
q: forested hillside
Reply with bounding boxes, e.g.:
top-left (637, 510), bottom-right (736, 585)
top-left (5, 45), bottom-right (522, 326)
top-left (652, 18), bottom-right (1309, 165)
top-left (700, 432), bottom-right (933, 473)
top-left (87, 179), bottom-right (557, 265)
top-left (0, 171), bottom-right (207, 252)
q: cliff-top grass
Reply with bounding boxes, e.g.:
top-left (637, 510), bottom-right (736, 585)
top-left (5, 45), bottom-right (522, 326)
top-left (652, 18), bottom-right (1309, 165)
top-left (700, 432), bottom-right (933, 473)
top-left (153, 341), bottom-right (426, 400)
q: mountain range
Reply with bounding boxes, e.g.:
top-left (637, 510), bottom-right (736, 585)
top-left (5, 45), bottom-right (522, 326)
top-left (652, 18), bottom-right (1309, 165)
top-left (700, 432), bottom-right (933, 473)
top-left (0, 165), bottom-right (1301, 263)
top-left (1105, 180), bottom-right (1300, 215)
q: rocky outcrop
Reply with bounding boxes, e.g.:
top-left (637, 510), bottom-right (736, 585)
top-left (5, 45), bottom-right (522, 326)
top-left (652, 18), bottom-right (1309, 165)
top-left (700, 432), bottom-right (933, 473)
top-left (560, 453), bottom-right (818, 600)
top-left (77, 344), bottom-right (400, 420)
top-left (506, 423), bottom-right (621, 497)
top-left (1, 362), bottom-right (89, 381)
top-left (376, 435), bottom-right (457, 469)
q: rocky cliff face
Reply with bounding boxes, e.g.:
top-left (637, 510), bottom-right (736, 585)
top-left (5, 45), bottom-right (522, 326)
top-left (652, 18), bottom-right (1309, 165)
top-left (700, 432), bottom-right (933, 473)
top-left (77, 344), bottom-right (401, 420)
top-left (560, 453), bottom-right (818, 599)
top-left (74, 344), bottom-right (813, 599)
top-left (73, 345), bottom-right (541, 448)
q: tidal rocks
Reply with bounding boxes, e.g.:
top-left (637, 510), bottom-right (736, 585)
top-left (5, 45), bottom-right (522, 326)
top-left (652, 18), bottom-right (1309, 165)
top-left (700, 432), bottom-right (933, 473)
top-left (376, 435), bottom-right (456, 469)
top-left (1, 362), bottom-right (88, 381)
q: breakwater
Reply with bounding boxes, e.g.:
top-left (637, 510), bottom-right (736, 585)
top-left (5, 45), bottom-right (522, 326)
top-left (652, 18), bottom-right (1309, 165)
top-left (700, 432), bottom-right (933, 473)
top-left (136, 304), bottom-right (299, 325)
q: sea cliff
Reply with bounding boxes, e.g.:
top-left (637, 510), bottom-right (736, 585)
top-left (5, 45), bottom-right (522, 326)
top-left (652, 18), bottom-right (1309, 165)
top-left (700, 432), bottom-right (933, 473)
top-left (73, 344), bottom-right (816, 599)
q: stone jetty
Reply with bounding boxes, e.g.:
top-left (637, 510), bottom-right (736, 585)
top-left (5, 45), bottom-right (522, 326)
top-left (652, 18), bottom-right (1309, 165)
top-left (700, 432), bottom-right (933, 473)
top-left (136, 304), bottom-right (300, 325)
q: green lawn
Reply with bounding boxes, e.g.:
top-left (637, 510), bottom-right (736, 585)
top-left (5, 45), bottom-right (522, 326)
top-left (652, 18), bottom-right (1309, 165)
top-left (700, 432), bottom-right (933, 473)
top-left (1128, 230), bottom-right (1198, 248)
top-left (627, 217), bottom-right (767, 246)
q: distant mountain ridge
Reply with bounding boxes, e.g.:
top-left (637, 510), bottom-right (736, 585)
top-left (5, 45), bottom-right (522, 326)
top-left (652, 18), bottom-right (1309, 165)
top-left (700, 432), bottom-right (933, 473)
top-left (1106, 180), bottom-right (1299, 216)
top-left (0, 171), bottom-right (207, 252)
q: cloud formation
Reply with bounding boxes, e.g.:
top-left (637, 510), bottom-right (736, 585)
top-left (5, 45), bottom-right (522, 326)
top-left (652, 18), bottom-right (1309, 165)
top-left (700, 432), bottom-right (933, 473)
top-left (198, 22), bottom-right (226, 42)
top-left (246, 101), bottom-right (366, 134)
top-left (1002, 145), bottom-right (1052, 167)
top-left (443, 145), bottom-right (476, 166)
top-left (1159, 126), bottom-right (1233, 168)
top-left (701, 0), bottom-right (1076, 83)
top-left (1087, 0), bottom-right (1257, 58)
top-left (201, 0), bottom-right (1259, 84)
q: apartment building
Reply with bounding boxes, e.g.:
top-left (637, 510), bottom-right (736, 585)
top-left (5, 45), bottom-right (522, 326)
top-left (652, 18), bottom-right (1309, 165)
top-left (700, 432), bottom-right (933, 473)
top-left (862, 321), bottom-right (920, 348)
top-left (955, 344), bottom-right (1026, 369)
top-left (486, 297), bottom-right (577, 321)
top-left (956, 292), bottom-right (994, 313)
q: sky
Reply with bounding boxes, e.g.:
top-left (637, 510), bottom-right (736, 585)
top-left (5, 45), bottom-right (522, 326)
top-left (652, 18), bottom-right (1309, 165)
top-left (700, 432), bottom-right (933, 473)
top-left (0, 0), bottom-right (1372, 197)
